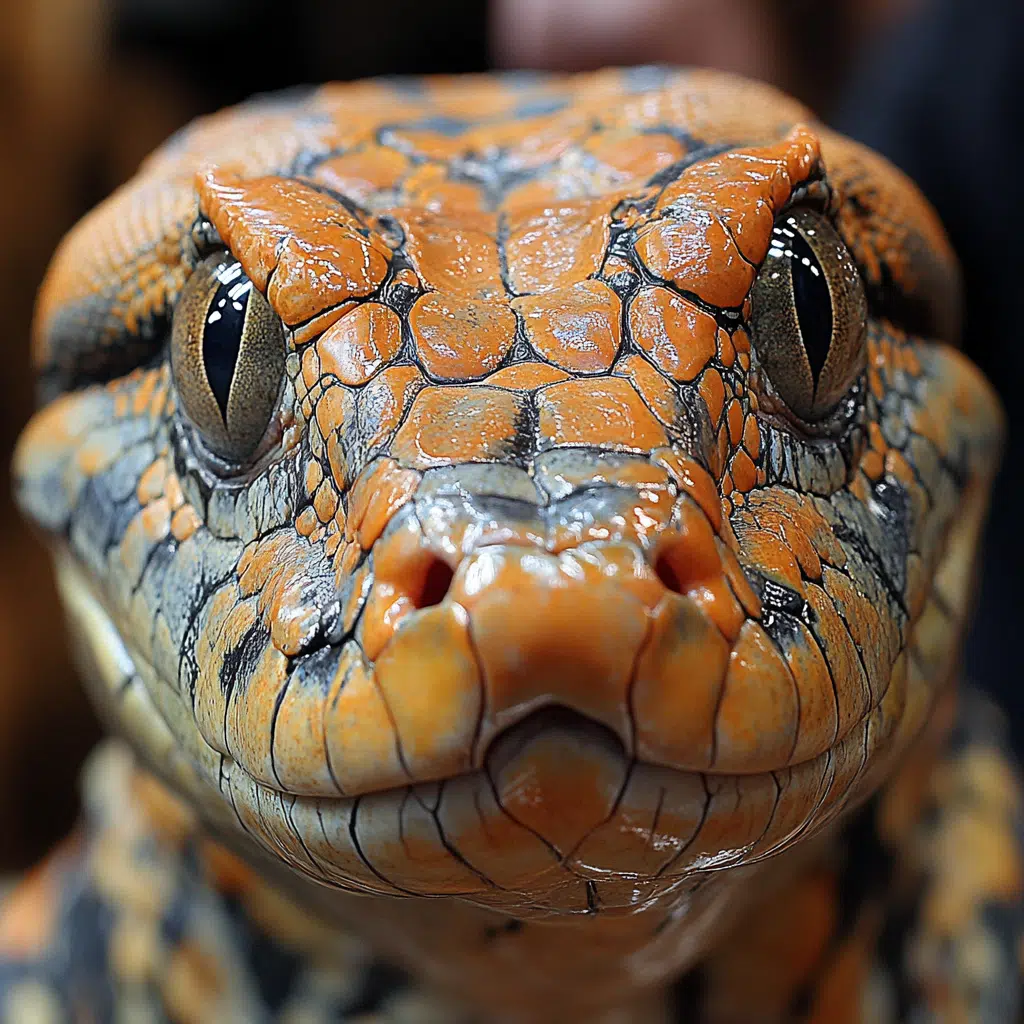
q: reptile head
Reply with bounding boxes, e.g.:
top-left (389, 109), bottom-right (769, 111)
top-left (14, 69), bottom-right (1001, 918)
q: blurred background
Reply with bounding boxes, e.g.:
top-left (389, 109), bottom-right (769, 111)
top-left (0, 0), bottom-right (1020, 871)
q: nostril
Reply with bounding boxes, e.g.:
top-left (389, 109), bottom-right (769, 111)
top-left (654, 553), bottom-right (684, 595)
top-left (411, 557), bottom-right (455, 609)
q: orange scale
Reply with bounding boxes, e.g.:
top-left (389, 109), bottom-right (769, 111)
top-left (483, 362), bottom-right (571, 390)
top-left (536, 376), bottom-right (667, 452)
top-left (391, 385), bottom-right (527, 469)
top-left (717, 328), bottom-right (736, 368)
top-left (730, 448), bottom-right (758, 493)
top-left (713, 620), bottom-right (799, 772)
top-left (742, 414), bottom-right (761, 459)
top-left (513, 280), bottom-right (621, 374)
top-left (612, 354), bottom-right (680, 427)
top-left (300, 346), bottom-right (321, 390)
top-left (500, 177), bottom-right (563, 212)
top-left (312, 481), bottom-right (339, 524)
top-left (651, 450), bottom-right (722, 531)
top-left (347, 459), bottom-right (421, 551)
top-left (504, 198), bottom-right (612, 294)
top-left (470, 111), bottom-right (592, 169)
top-left (355, 365), bottom-right (426, 451)
top-left (628, 286), bottom-right (718, 383)
top-left (382, 129), bottom-right (466, 162)
top-left (714, 423), bottom-right (731, 479)
top-left (698, 367), bottom-right (726, 426)
top-left (631, 595), bottom-right (731, 772)
top-left (425, 78), bottom-right (521, 119)
top-left (324, 530), bottom-right (341, 560)
top-left (199, 173), bottom-right (390, 324)
top-left (317, 303), bottom-right (402, 387)
top-left (410, 294), bottom-right (516, 381)
top-left (735, 526), bottom-right (805, 594)
top-left (290, 303), bottom-right (357, 349)
top-left (860, 449), bottom-right (885, 482)
top-left (726, 399), bottom-right (744, 446)
top-left (396, 208), bottom-right (503, 299)
top-left (717, 539), bottom-right (763, 619)
top-left (310, 145), bottom-right (410, 206)
top-left (867, 420), bottom-right (886, 452)
top-left (901, 344), bottom-right (923, 377)
top-left (295, 506), bottom-right (318, 538)
top-left (584, 130), bottom-right (685, 181)
top-left (313, 386), bottom-right (355, 447)
top-left (634, 214), bottom-right (755, 309)
top-left (136, 459), bottom-right (167, 504)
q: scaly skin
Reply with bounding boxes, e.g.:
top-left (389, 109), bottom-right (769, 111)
top-left (8, 68), bottom-right (1017, 1021)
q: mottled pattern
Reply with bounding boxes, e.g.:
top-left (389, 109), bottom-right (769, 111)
top-left (8, 67), bottom-right (1019, 1020)
top-left (1, 692), bottom-right (1020, 1023)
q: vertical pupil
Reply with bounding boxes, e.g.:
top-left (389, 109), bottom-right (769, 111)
top-left (780, 223), bottom-right (833, 385)
top-left (203, 261), bottom-right (252, 420)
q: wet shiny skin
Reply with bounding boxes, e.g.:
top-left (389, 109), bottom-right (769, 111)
top-left (13, 68), bottom-right (1004, 1018)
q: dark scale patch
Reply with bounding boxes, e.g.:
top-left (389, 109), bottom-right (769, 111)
top-left (977, 902), bottom-right (1024, 1022)
top-left (72, 475), bottom-right (119, 552)
top-left (789, 795), bottom-right (895, 1019)
top-left (219, 622), bottom-right (273, 697)
top-left (761, 608), bottom-right (807, 655)
top-left (670, 962), bottom-right (708, 1024)
top-left (61, 884), bottom-right (119, 1021)
top-left (870, 478), bottom-right (911, 593)
top-left (483, 918), bottom-right (524, 942)
top-left (109, 493), bottom-right (143, 553)
top-left (450, 156), bottom-right (546, 213)
top-left (221, 894), bottom-right (306, 1014)
top-left (751, 574), bottom-right (814, 625)
top-left (508, 394), bottom-right (540, 469)
top-left (159, 886), bottom-right (192, 950)
top-left (342, 961), bottom-right (410, 1016)
top-left (831, 479), bottom-right (910, 610)
top-left (604, 269), bottom-right (640, 300)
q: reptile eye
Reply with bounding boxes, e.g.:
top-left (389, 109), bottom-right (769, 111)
top-left (750, 207), bottom-right (867, 422)
top-left (170, 251), bottom-right (285, 463)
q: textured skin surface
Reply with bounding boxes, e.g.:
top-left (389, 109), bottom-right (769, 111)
top-left (8, 68), bottom-right (1021, 1020)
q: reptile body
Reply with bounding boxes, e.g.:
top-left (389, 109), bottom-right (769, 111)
top-left (6, 68), bottom-right (1022, 1022)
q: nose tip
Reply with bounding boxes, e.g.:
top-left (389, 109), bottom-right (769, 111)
top-left (451, 543), bottom-right (664, 763)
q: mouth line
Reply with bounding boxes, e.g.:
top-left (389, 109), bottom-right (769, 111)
top-left (57, 548), bottom-right (885, 826)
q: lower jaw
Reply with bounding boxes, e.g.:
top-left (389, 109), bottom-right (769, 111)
top-left (57, 542), bottom-right (919, 915)
top-left (218, 696), bottom-right (879, 915)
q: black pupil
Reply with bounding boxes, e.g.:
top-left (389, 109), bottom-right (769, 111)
top-left (770, 220), bottom-right (833, 385)
top-left (203, 259), bottom-right (252, 420)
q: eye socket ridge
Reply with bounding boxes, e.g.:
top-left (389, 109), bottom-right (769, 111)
top-left (170, 250), bottom-right (286, 465)
top-left (750, 206), bottom-right (867, 423)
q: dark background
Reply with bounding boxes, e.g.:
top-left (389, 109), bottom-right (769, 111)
top-left (0, 0), bottom-right (1020, 869)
